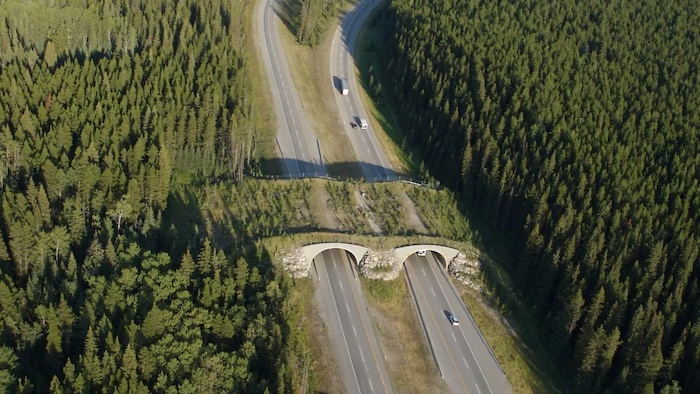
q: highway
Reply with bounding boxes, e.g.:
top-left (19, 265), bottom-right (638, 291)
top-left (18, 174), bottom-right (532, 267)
top-left (330, 0), bottom-right (396, 181)
top-left (257, 0), bottom-right (507, 392)
top-left (257, 0), bottom-right (394, 391)
top-left (314, 249), bottom-right (394, 394)
top-left (256, 0), bottom-right (327, 178)
top-left (405, 252), bottom-right (512, 394)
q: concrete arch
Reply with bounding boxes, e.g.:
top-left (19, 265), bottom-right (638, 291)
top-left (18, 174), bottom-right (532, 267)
top-left (302, 243), bottom-right (370, 266)
top-left (395, 245), bottom-right (460, 269)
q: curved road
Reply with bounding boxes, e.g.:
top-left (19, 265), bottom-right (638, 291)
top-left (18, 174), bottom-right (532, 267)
top-left (314, 250), bottom-right (393, 393)
top-left (257, 0), bottom-right (394, 391)
top-left (330, 0), bottom-right (396, 181)
top-left (257, 0), bottom-right (508, 392)
top-left (256, 0), bottom-right (327, 178)
top-left (405, 252), bottom-right (512, 394)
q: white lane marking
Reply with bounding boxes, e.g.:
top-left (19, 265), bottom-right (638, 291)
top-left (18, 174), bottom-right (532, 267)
top-left (359, 349), bottom-right (365, 363)
top-left (346, 302), bottom-right (350, 312)
top-left (339, 281), bottom-right (343, 290)
top-left (322, 256), bottom-right (362, 394)
top-left (369, 379), bottom-right (374, 392)
top-left (476, 384), bottom-right (482, 394)
top-left (451, 332), bottom-right (457, 342)
top-left (421, 267), bottom-right (427, 276)
top-left (463, 357), bottom-right (470, 369)
top-left (430, 288), bottom-right (436, 297)
top-left (353, 325), bottom-right (357, 336)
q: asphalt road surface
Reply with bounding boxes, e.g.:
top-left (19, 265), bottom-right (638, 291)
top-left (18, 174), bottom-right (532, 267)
top-left (257, 1), bottom-right (508, 392)
top-left (314, 249), bottom-right (394, 394)
top-left (405, 252), bottom-right (512, 394)
top-left (256, 0), bottom-right (327, 178)
top-left (330, 0), bottom-right (396, 181)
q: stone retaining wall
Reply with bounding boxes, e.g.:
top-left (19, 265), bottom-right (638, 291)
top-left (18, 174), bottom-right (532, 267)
top-left (280, 248), bottom-right (483, 291)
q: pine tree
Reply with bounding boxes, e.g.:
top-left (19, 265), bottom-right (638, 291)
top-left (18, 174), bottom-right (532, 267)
top-left (43, 40), bottom-right (57, 68)
top-left (0, 346), bottom-right (18, 391)
top-left (196, 239), bottom-right (213, 276)
top-left (107, 197), bottom-right (133, 234)
top-left (80, 326), bottom-right (104, 388)
top-left (549, 264), bottom-right (586, 356)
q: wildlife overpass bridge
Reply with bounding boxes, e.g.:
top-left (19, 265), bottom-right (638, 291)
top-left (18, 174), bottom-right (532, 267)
top-left (302, 242), bottom-right (460, 269)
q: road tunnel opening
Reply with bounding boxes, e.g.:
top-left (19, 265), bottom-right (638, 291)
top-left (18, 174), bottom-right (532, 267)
top-left (395, 245), bottom-right (458, 270)
top-left (303, 242), bottom-right (369, 272)
top-left (432, 252), bottom-right (446, 268)
top-left (310, 248), bottom-right (363, 283)
top-left (409, 250), bottom-right (447, 270)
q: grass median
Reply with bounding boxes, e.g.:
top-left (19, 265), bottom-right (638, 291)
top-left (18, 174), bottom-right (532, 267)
top-left (275, 11), bottom-right (365, 179)
top-left (361, 275), bottom-right (448, 393)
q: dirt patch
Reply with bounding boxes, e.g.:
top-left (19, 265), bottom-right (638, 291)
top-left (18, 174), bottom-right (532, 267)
top-left (398, 189), bottom-right (429, 234)
top-left (354, 190), bottom-right (383, 234)
top-left (310, 179), bottom-right (341, 230)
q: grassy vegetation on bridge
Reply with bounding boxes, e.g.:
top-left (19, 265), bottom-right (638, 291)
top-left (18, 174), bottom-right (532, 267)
top-left (169, 178), bottom-right (473, 246)
top-left (166, 176), bottom-right (564, 392)
top-left (237, 0), bottom-right (565, 389)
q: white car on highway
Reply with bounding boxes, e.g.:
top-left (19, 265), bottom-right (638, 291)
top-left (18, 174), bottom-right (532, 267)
top-left (359, 118), bottom-right (368, 129)
top-left (448, 313), bottom-right (460, 326)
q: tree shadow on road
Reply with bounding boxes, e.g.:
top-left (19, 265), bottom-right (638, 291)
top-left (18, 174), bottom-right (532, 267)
top-left (272, 0), bottom-right (303, 38)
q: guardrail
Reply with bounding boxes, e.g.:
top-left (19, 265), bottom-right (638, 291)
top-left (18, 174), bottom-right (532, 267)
top-left (244, 170), bottom-right (441, 189)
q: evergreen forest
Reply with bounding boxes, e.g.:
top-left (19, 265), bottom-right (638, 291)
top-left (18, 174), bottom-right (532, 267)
top-left (381, 0), bottom-right (699, 392)
top-left (2, 0), bottom-right (699, 392)
top-left (0, 0), bottom-right (312, 392)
